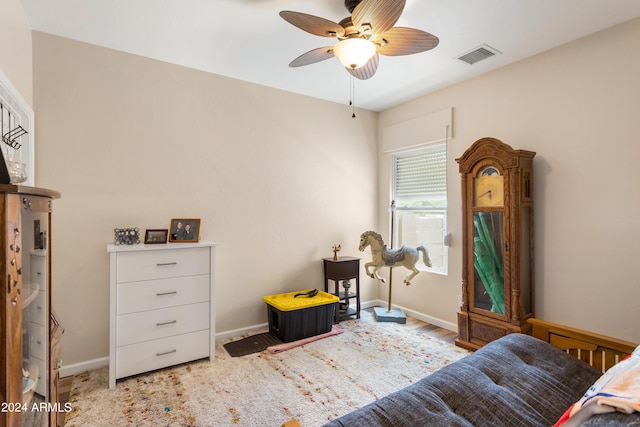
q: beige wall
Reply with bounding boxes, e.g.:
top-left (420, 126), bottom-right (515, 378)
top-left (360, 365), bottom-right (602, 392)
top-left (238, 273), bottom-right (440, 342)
top-left (32, 32), bottom-right (379, 365)
top-left (0, 0), bottom-right (33, 105)
top-left (378, 18), bottom-right (640, 344)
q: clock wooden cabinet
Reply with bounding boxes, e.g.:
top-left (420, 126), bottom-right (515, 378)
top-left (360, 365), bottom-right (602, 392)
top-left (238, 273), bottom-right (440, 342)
top-left (455, 138), bottom-right (535, 351)
top-left (0, 185), bottom-right (62, 427)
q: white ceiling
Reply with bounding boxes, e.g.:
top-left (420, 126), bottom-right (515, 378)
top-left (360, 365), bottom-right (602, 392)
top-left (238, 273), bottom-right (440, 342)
top-left (19, 0), bottom-right (640, 112)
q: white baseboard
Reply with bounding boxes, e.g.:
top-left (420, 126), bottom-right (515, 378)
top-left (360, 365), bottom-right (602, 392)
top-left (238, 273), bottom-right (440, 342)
top-left (365, 299), bottom-right (457, 331)
top-left (215, 323), bottom-right (269, 340)
top-left (60, 300), bottom-right (455, 377)
top-left (60, 356), bottom-right (108, 378)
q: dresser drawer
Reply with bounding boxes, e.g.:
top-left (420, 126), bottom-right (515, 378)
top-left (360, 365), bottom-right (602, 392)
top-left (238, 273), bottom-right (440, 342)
top-left (30, 322), bottom-right (47, 360)
top-left (29, 289), bottom-right (47, 326)
top-left (116, 302), bottom-right (209, 346)
top-left (116, 330), bottom-right (210, 379)
top-left (30, 254), bottom-right (48, 291)
top-left (31, 355), bottom-right (47, 397)
top-left (116, 247), bottom-right (210, 283)
top-left (117, 275), bottom-right (209, 315)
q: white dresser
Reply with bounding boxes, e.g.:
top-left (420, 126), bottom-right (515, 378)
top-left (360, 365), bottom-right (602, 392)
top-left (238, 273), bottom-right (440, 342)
top-left (107, 241), bottom-right (215, 390)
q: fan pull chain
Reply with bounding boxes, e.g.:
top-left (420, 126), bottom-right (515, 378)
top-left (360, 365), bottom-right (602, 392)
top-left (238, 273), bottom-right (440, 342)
top-left (349, 74), bottom-right (356, 118)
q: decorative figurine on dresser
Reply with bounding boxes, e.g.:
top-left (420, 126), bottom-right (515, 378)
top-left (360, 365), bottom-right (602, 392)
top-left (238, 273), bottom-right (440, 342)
top-left (0, 184), bottom-right (62, 427)
top-left (455, 137), bottom-right (536, 351)
top-left (107, 240), bottom-right (216, 389)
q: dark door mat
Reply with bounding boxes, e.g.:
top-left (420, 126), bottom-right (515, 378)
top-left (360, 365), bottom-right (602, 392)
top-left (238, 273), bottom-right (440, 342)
top-left (223, 332), bottom-right (283, 357)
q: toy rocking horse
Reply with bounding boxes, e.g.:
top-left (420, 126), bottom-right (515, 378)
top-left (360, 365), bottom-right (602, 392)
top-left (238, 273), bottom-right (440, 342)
top-left (358, 230), bottom-right (431, 286)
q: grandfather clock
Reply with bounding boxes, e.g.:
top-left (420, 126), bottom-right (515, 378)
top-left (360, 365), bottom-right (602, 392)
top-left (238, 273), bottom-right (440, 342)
top-left (455, 138), bottom-right (535, 351)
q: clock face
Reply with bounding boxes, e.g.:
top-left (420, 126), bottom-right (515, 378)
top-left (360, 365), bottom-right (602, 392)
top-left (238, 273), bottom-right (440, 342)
top-left (474, 166), bottom-right (504, 207)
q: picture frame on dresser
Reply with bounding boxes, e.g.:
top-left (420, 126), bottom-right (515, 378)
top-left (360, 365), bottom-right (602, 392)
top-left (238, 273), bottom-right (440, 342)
top-left (169, 218), bottom-right (200, 242)
top-left (144, 229), bottom-right (168, 244)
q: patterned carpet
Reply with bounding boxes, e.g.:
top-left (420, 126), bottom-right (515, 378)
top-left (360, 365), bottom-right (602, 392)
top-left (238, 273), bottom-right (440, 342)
top-left (65, 310), bottom-right (469, 427)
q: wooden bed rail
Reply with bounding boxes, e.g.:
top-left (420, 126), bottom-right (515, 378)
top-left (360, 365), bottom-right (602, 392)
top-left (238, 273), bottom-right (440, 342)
top-left (528, 318), bottom-right (637, 373)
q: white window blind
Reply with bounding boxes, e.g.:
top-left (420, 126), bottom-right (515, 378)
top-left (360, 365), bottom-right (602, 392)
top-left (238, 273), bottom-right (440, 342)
top-left (394, 144), bottom-right (447, 204)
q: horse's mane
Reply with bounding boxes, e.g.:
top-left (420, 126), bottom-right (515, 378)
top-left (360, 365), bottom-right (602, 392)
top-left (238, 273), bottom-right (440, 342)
top-left (361, 230), bottom-right (384, 245)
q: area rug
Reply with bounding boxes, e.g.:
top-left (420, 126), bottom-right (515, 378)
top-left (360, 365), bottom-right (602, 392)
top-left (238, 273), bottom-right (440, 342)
top-left (64, 310), bottom-right (469, 427)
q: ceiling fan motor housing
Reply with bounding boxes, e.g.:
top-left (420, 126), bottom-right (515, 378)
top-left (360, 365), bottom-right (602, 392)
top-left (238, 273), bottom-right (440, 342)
top-left (344, 0), bottom-right (363, 13)
top-left (338, 17), bottom-right (370, 39)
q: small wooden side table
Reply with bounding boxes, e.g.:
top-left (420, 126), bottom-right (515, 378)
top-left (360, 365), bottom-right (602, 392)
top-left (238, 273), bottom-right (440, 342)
top-left (323, 256), bottom-right (360, 322)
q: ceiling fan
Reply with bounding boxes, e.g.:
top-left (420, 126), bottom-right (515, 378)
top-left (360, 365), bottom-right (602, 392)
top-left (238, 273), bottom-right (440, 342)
top-left (280, 0), bottom-right (439, 80)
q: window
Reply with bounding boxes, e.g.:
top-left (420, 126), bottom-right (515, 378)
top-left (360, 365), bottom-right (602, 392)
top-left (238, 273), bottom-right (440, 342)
top-left (392, 143), bottom-right (448, 274)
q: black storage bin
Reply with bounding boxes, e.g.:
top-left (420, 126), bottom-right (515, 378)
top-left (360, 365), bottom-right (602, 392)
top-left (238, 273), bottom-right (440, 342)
top-left (264, 290), bottom-right (338, 342)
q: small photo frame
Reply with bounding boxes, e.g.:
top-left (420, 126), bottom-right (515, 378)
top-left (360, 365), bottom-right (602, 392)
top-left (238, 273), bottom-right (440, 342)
top-left (144, 229), bottom-right (168, 244)
top-left (169, 218), bottom-right (201, 242)
top-left (114, 227), bottom-right (140, 245)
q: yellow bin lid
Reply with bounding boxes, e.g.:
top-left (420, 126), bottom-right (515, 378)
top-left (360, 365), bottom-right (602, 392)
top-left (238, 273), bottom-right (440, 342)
top-left (263, 289), bottom-right (338, 311)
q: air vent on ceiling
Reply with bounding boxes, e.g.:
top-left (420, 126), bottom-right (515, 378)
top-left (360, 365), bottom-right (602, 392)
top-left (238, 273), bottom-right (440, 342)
top-left (457, 45), bottom-right (501, 65)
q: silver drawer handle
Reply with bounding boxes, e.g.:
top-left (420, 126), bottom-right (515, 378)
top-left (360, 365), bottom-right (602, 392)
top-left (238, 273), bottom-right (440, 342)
top-left (156, 320), bottom-right (177, 327)
top-left (156, 291), bottom-right (177, 296)
top-left (156, 262), bottom-right (177, 266)
top-left (156, 349), bottom-right (177, 356)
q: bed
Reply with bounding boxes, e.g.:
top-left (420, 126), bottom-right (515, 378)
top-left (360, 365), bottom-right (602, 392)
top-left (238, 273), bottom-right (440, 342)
top-left (322, 318), bottom-right (639, 427)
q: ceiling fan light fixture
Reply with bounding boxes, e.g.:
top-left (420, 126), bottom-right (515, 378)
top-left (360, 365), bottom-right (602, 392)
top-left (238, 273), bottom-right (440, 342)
top-left (333, 38), bottom-right (376, 69)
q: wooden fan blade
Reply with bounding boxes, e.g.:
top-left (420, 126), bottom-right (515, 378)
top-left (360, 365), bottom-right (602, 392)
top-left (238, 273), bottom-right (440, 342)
top-left (352, 0), bottom-right (406, 34)
top-left (372, 27), bottom-right (439, 56)
top-left (280, 11), bottom-right (345, 38)
top-left (289, 47), bottom-right (335, 67)
top-left (347, 53), bottom-right (379, 80)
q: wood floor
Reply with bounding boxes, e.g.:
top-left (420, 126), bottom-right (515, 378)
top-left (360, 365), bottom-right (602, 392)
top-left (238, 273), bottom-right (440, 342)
top-left (58, 376), bottom-right (73, 411)
top-left (362, 307), bottom-right (457, 344)
top-left (57, 308), bottom-right (456, 425)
